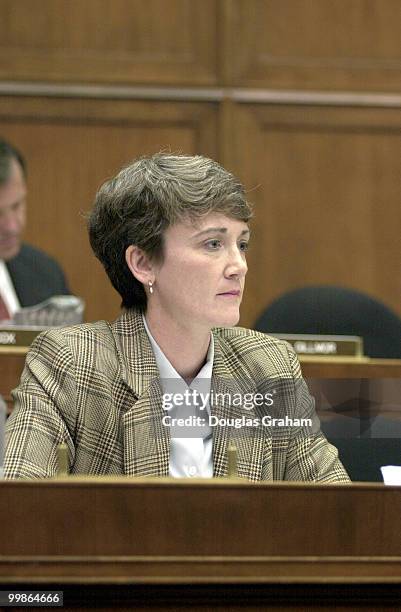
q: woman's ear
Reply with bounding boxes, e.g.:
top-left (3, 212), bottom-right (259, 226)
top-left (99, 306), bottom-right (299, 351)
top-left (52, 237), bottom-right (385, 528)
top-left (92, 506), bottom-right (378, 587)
top-left (125, 245), bottom-right (154, 285)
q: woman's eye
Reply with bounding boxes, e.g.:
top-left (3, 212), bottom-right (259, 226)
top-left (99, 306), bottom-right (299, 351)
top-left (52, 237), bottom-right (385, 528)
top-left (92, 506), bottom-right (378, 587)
top-left (205, 239), bottom-right (222, 250)
top-left (239, 241), bottom-right (249, 252)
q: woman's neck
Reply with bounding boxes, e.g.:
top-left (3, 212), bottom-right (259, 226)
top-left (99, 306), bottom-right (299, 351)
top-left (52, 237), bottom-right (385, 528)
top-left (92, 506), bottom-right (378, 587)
top-left (144, 310), bottom-right (211, 381)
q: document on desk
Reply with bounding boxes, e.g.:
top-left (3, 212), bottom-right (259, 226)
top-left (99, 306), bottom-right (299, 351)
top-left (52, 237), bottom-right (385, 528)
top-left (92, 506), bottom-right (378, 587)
top-left (381, 465), bottom-right (401, 485)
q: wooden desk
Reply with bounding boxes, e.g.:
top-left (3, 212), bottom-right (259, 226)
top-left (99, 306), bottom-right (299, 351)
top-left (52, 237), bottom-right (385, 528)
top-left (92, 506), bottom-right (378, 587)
top-left (298, 357), bottom-right (401, 418)
top-left (0, 479), bottom-right (401, 608)
top-left (300, 355), bottom-right (401, 378)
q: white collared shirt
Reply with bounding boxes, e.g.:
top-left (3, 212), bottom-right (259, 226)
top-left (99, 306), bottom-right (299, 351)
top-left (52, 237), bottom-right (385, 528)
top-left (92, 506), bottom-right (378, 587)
top-left (143, 315), bottom-right (214, 478)
top-left (0, 260), bottom-right (20, 317)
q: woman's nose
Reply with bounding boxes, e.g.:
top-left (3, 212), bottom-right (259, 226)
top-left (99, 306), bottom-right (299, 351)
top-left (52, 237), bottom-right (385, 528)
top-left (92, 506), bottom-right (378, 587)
top-left (226, 248), bottom-right (248, 277)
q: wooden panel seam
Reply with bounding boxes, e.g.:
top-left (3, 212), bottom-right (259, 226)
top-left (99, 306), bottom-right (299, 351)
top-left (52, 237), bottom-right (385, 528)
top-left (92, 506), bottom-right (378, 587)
top-left (1, 83), bottom-right (401, 108)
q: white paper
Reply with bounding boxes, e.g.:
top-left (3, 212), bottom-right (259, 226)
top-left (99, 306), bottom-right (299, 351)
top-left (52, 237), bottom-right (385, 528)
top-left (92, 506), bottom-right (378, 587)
top-left (380, 465), bottom-right (401, 485)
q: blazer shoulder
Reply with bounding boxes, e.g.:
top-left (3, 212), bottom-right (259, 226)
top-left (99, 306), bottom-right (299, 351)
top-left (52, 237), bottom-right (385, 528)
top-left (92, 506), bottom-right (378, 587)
top-left (213, 326), bottom-right (297, 376)
top-left (215, 325), bottom-right (290, 350)
top-left (28, 320), bottom-right (118, 370)
top-left (35, 319), bottom-right (113, 345)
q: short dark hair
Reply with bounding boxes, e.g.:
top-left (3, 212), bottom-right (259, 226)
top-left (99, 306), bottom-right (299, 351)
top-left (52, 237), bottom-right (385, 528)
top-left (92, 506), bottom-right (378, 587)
top-left (0, 139), bottom-right (26, 184)
top-left (88, 153), bottom-right (252, 312)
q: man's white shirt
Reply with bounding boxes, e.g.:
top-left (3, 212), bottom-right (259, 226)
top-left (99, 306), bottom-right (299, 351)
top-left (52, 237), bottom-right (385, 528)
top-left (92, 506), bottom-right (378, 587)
top-left (0, 260), bottom-right (20, 317)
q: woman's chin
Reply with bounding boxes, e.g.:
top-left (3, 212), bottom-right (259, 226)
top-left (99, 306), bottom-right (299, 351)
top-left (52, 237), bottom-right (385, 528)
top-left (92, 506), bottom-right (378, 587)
top-left (212, 310), bottom-right (240, 328)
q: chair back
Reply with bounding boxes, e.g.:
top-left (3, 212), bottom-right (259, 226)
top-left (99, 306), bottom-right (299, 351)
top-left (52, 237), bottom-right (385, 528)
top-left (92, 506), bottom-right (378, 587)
top-left (254, 286), bottom-right (401, 358)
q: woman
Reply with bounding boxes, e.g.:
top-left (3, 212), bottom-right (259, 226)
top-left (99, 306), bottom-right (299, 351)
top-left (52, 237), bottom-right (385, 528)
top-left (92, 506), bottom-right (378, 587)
top-left (4, 154), bottom-right (349, 481)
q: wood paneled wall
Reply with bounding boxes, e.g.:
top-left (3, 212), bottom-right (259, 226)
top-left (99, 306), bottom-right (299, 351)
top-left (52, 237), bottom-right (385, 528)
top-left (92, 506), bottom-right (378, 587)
top-left (230, 103), bottom-right (401, 324)
top-left (2, 1), bottom-right (401, 91)
top-left (0, 0), bottom-right (400, 326)
top-left (223, 0), bottom-right (401, 91)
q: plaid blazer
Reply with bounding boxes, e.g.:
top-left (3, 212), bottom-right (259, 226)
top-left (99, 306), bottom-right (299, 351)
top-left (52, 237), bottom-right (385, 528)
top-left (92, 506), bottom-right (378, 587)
top-left (5, 310), bottom-right (349, 481)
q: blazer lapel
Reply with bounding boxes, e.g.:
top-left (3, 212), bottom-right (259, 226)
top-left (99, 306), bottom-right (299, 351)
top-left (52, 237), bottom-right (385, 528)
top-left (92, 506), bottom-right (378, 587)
top-left (112, 311), bottom-right (170, 477)
top-left (211, 332), bottom-right (267, 482)
top-left (122, 380), bottom-right (170, 477)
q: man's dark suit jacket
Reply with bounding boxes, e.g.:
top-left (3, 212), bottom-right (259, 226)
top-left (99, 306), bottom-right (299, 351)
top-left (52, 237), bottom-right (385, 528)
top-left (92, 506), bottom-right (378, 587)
top-left (5, 243), bottom-right (69, 307)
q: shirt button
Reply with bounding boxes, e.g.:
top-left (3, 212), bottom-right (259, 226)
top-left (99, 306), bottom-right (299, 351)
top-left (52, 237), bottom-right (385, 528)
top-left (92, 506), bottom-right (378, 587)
top-left (188, 466), bottom-right (198, 476)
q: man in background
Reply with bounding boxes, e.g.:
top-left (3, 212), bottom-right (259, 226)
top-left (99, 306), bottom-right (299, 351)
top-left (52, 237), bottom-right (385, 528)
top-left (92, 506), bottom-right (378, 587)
top-left (0, 138), bottom-right (69, 320)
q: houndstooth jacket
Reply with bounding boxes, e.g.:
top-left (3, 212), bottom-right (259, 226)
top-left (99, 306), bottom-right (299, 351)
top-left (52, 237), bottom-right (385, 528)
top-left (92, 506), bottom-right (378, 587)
top-left (4, 310), bottom-right (349, 481)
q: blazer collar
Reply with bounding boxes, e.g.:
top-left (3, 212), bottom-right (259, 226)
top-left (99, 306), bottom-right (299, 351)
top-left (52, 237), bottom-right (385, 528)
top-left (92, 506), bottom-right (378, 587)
top-left (111, 311), bottom-right (248, 396)
top-left (210, 329), bottom-right (265, 480)
top-left (111, 310), bottom-right (168, 476)
top-left (111, 309), bottom-right (159, 397)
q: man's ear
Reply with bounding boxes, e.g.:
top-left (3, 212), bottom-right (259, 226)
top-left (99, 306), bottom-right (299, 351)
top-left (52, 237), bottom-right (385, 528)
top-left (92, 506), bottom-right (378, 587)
top-left (125, 245), bottom-right (154, 285)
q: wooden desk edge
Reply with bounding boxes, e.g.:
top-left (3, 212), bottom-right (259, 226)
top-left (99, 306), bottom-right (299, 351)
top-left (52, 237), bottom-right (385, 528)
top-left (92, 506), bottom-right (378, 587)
top-left (0, 477), bottom-right (385, 489)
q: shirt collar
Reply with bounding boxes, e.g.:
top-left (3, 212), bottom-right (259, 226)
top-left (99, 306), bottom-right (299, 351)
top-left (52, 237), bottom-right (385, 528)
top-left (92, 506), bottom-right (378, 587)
top-left (142, 314), bottom-right (214, 383)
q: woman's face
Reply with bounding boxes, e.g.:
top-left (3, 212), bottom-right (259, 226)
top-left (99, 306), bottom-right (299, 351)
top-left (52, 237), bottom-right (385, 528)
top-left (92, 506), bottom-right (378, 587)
top-left (149, 213), bottom-right (249, 330)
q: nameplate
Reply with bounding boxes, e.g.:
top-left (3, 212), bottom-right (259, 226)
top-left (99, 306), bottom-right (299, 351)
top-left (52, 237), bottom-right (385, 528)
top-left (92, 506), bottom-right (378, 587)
top-left (269, 333), bottom-right (363, 357)
top-left (0, 326), bottom-right (45, 348)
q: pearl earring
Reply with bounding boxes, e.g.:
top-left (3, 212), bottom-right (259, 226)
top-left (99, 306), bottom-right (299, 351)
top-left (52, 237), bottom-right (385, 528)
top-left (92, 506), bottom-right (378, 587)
top-left (149, 281), bottom-right (154, 294)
